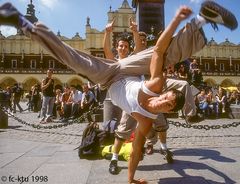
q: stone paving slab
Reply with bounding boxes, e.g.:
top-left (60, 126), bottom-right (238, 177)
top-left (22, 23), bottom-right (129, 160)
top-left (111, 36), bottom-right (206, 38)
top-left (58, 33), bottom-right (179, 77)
top-left (0, 105), bottom-right (240, 184)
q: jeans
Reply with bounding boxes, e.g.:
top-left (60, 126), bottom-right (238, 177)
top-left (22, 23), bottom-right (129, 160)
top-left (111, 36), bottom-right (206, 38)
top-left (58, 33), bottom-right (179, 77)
top-left (40, 96), bottom-right (55, 119)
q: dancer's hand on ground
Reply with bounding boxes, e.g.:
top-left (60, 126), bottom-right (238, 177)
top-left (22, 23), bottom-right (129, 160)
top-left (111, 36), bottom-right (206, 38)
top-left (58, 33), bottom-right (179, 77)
top-left (129, 178), bottom-right (148, 184)
top-left (175, 5), bottom-right (193, 21)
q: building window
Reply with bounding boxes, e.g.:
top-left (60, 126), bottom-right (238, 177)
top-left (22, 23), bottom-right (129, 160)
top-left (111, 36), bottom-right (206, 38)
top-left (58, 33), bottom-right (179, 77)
top-left (11, 59), bottom-right (17, 69)
top-left (96, 53), bottom-right (104, 58)
top-left (204, 62), bottom-right (210, 71)
top-left (235, 64), bottom-right (239, 71)
top-left (220, 63), bottom-right (224, 71)
top-left (30, 59), bottom-right (36, 69)
top-left (49, 60), bottom-right (55, 69)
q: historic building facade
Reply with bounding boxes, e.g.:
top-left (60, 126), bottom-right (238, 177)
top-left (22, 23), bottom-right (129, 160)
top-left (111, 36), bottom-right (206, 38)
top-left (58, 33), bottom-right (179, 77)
top-left (0, 0), bottom-right (135, 91)
top-left (0, 0), bottom-right (239, 92)
top-left (193, 38), bottom-right (240, 87)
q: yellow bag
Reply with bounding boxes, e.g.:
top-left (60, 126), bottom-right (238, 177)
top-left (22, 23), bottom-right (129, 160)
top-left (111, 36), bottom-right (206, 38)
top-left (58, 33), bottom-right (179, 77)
top-left (101, 142), bottom-right (132, 161)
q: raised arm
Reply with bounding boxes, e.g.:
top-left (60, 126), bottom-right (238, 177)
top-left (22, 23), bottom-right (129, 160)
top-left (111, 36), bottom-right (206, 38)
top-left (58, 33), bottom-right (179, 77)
top-left (129, 17), bottom-right (142, 54)
top-left (151, 6), bottom-right (193, 78)
top-left (103, 18), bottom-right (115, 60)
top-left (146, 6), bottom-right (193, 93)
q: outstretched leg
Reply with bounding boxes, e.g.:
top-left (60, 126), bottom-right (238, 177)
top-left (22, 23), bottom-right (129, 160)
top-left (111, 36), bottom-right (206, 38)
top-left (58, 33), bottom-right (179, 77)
top-left (0, 3), bottom-right (119, 88)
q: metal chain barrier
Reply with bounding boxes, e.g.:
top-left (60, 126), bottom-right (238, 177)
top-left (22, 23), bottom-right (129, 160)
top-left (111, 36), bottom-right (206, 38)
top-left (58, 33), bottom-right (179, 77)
top-left (0, 104), bottom-right (101, 129)
top-left (168, 120), bottom-right (240, 130)
top-left (1, 105), bottom-right (240, 130)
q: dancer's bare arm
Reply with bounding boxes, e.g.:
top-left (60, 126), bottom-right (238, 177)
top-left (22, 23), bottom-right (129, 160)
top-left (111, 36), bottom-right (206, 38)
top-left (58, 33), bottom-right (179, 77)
top-left (146, 6), bottom-right (193, 93)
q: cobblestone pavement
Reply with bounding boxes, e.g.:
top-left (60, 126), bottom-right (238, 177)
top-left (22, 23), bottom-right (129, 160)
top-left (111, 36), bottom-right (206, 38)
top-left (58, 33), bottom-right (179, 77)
top-left (0, 103), bottom-right (240, 184)
top-left (1, 108), bottom-right (240, 148)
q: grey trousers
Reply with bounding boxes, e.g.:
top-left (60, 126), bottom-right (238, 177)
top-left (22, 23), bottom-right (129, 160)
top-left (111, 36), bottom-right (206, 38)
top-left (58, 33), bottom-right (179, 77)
top-left (26, 19), bottom-right (206, 90)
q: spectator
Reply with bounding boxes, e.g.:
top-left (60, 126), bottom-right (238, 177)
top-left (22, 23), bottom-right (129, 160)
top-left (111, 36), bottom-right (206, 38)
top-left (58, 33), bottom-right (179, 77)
top-left (87, 81), bottom-right (101, 104)
top-left (4, 86), bottom-right (13, 113)
top-left (39, 68), bottom-right (55, 123)
top-left (216, 87), bottom-right (227, 115)
top-left (197, 89), bottom-right (209, 117)
top-left (60, 86), bottom-right (71, 120)
top-left (166, 65), bottom-right (177, 79)
top-left (31, 84), bottom-right (41, 112)
top-left (53, 88), bottom-right (62, 119)
top-left (190, 59), bottom-right (202, 85)
top-left (177, 64), bottom-right (188, 81)
top-left (228, 90), bottom-right (240, 105)
top-left (65, 85), bottom-right (82, 120)
top-left (206, 89), bottom-right (217, 118)
top-left (11, 83), bottom-right (23, 113)
top-left (81, 83), bottom-right (96, 122)
top-left (26, 86), bottom-right (33, 111)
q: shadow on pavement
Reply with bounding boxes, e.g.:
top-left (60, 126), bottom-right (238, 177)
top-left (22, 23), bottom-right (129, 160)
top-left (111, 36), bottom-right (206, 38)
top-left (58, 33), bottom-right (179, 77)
top-left (173, 148), bottom-right (236, 163)
top-left (157, 176), bottom-right (233, 184)
top-left (7, 125), bottom-right (22, 129)
top-left (136, 148), bottom-right (236, 184)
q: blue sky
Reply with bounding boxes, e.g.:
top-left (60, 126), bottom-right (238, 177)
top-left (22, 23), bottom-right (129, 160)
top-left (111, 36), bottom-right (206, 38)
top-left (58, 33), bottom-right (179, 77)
top-left (0, 0), bottom-right (239, 44)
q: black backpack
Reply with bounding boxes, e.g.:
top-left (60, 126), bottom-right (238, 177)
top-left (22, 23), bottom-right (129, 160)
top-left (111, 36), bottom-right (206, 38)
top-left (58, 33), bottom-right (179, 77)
top-left (78, 122), bottom-right (102, 159)
top-left (78, 119), bottom-right (119, 159)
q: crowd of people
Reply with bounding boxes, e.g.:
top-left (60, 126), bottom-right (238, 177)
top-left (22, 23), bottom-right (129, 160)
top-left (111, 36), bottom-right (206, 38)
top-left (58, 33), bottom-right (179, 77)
top-left (0, 83), bottom-right (24, 113)
top-left (0, 73), bottom-right (100, 124)
top-left (195, 86), bottom-right (240, 119)
top-left (163, 58), bottom-right (240, 119)
top-left (164, 58), bottom-right (203, 86)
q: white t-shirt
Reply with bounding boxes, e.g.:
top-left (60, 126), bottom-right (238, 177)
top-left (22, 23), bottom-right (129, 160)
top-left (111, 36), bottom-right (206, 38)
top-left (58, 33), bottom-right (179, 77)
top-left (108, 76), bottom-right (158, 119)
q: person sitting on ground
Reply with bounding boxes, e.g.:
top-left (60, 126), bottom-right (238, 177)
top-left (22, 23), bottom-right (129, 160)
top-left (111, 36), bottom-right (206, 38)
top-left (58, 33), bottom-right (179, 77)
top-left (216, 86), bottom-right (227, 115)
top-left (60, 86), bottom-right (71, 121)
top-left (206, 89), bottom-right (217, 118)
top-left (197, 89), bottom-right (209, 117)
top-left (53, 88), bottom-right (63, 119)
top-left (65, 85), bottom-right (82, 121)
top-left (177, 64), bottom-right (188, 81)
top-left (81, 83), bottom-right (96, 122)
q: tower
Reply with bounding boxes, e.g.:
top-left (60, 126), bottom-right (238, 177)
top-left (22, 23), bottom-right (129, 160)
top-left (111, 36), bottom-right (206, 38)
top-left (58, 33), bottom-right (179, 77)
top-left (24, 0), bottom-right (38, 23)
top-left (132, 0), bottom-right (165, 36)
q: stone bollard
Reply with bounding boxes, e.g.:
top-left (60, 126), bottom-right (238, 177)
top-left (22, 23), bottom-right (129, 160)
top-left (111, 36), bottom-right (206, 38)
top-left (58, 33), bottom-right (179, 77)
top-left (103, 98), bottom-right (122, 122)
top-left (0, 91), bottom-right (8, 128)
top-left (0, 107), bottom-right (8, 128)
top-left (230, 104), bottom-right (240, 119)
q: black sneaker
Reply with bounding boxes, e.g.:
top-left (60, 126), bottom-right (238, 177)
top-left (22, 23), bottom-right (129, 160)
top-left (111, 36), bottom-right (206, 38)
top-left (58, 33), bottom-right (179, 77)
top-left (145, 144), bottom-right (153, 155)
top-left (200, 1), bottom-right (238, 31)
top-left (109, 160), bottom-right (118, 175)
top-left (0, 3), bottom-right (21, 27)
top-left (160, 149), bottom-right (173, 164)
